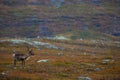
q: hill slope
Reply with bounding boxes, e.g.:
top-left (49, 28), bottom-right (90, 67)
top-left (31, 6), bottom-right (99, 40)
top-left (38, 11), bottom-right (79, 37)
top-left (0, 0), bottom-right (120, 38)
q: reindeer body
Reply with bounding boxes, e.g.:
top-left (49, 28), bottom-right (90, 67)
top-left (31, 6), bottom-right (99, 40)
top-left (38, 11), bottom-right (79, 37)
top-left (13, 49), bottom-right (34, 67)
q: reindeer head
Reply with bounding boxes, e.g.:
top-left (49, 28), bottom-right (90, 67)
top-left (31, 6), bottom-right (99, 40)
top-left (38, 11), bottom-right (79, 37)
top-left (26, 46), bottom-right (34, 55)
top-left (28, 49), bottom-right (34, 55)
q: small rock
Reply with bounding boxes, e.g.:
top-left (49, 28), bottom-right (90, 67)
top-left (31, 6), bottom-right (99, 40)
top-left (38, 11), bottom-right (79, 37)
top-left (91, 64), bottom-right (96, 67)
top-left (57, 53), bottom-right (63, 56)
top-left (102, 59), bottom-right (113, 64)
top-left (80, 38), bottom-right (83, 41)
top-left (1, 72), bottom-right (6, 75)
top-left (77, 76), bottom-right (92, 80)
top-left (80, 65), bottom-right (84, 68)
top-left (1, 71), bottom-right (9, 79)
top-left (37, 59), bottom-right (49, 63)
top-left (83, 52), bottom-right (87, 55)
top-left (86, 68), bottom-right (94, 71)
top-left (94, 68), bottom-right (101, 71)
top-left (103, 59), bottom-right (111, 62)
top-left (14, 67), bottom-right (17, 69)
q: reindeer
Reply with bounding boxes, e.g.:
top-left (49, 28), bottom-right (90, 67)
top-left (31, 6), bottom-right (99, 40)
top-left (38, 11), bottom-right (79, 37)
top-left (13, 47), bottom-right (34, 67)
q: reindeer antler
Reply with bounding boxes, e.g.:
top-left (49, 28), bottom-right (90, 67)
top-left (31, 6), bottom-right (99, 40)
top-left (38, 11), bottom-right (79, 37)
top-left (13, 48), bottom-right (16, 53)
top-left (26, 46), bottom-right (30, 51)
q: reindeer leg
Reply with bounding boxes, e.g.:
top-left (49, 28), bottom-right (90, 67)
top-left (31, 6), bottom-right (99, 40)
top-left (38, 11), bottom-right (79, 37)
top-left (21, 60), bottom-right (25, 68)
top-left (14, 60), bottom-right (16, 67)
top-left (21, 60), bottom-right (23, 67)
top-left (24, 60), bottom-right (25, 67)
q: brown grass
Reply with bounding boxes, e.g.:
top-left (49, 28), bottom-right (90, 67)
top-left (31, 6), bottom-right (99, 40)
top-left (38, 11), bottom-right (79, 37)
top-left (0, 38), bottom-right (120, 80)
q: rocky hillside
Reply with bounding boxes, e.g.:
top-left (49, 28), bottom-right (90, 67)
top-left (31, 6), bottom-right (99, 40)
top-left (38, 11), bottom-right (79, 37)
top-left (0, 0), bottom-right (120, 38)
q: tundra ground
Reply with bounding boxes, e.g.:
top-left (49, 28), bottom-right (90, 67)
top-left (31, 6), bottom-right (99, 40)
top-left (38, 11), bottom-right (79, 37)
top-left (0, 38), bottom-right (120, 80)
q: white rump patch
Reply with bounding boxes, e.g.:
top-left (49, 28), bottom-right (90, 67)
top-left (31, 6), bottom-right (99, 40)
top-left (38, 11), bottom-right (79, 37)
top-left (12, 54), bottom-right (15, 57)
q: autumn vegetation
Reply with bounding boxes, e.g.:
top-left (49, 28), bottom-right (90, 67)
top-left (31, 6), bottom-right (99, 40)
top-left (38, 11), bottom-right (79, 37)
top-left (0, 38), bottom-right (120, 80)
top-left (0, 0), bottom-right (120, 80)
